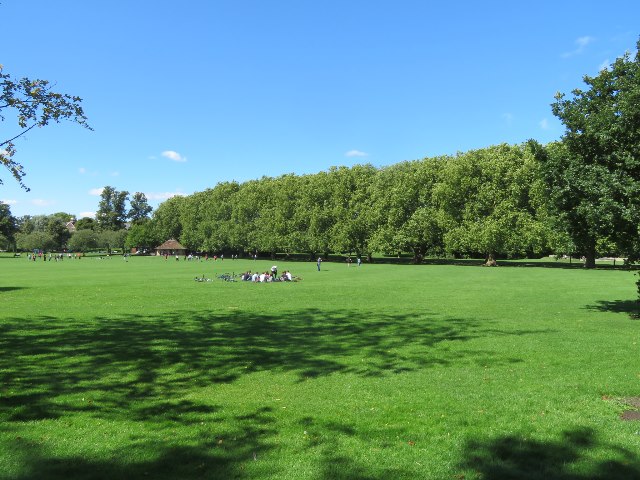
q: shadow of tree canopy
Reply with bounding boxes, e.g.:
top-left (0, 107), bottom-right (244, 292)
top-left (0, 286), bottom-right (25, 292)
top-left (2, 409), bottom-right (418, 480)
top-left (0, 308), bottom-right (553, 479)
top-left (0, 308), bottom-right (543, 424)
top-left (460, 427), bottom-right (640, 479)
top-left (2, 405), bottom-right (279, 479)
top-left (585, 299), bottom-right (640, 319)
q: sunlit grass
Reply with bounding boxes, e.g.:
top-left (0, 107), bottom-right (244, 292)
top-left (1, 255), bottom-right (639, 479)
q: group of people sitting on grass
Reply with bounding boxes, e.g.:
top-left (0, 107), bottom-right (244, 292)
top-left (240, 266), bottom-right (295, 282)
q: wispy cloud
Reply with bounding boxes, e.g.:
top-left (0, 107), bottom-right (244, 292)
top-left (32, 199), bottom-right (54, 207)
top-left (161, 150), bottom-right (187, 162)
top-left (1, 199), bottom-right (17, 205)
top-left (562, 36), bottom-right (595, 58)
top-left (145, 191), bottom-right (187, 201)
top-left (502, 113), bottom-right (514, 125)
top-left (539, 118), bottom-right (549, 130)
top-left (78, 211), bottom-right (96, 219)
top-left (345, 150), bottom-right (369, 157)
top-left (89, 187), bottom-right (104, 196)
top-left (599, 59), bottom-right (611, 71)
top-left (79, 167), bottom-right (98, 176)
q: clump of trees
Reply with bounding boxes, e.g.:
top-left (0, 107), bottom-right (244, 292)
top-left (2, 187), bottom-right (153, 254)
top-left (124, 143), bottom-right (558, 263)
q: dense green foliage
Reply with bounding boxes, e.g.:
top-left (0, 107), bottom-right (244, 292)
top-left (0, 201), bottom-right (17, 249)
top-left (135, 144), bottom-right (559, 262)
top-left (543, 40), bottom-right (640, 267)
top-left (96, 186), bottom-right (130, 231)
top-left (0, 256), bottom-right (638, 479)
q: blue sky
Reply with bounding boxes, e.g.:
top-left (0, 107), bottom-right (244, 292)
top-left (1, 0), bottom-right (639, 219)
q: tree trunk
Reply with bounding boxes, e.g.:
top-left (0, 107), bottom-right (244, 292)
top-left (584, 251), bottom-right (596, 268)
top-left (484, 253), bottom-right (497, 267)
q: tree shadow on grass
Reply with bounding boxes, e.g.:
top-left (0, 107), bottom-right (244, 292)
top-left (0, 286), bottom-right (25, 292)
top-left (584, 300), bottom-right (640, 319)
top-left (0, 308), bottom-right (547, 423)
top-left (2, 405), bottom-right (278, 480)
top-left (0, 308), bottom-right (551, 478)
top-left (3, 409), bottom-right (419, 480)
top-left (460, 427), bottom-right (640, 479)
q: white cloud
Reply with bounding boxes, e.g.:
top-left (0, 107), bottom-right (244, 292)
top-left (161, 150), bottom-right (187, 162)
top-left (539, 118), bottom-right (549, 130)
top-left (345, 150), bottom-right (369, 157)
top-left (110, 171), bottom-right (120, 177)
top-left (32, 199), bottom-right (54, 207)
top-left (1, 199), bottom-right (17, 205)
top-left (145, 191), bottom-right (187, 201)
top-left (562, 36), bottom-right (595, 58)
top-left (78, 211), bottom-right (96, 219)
top-left (89, 187), bottom-right (104, 196)
top-left (599, 59), bottom-right (611, 71)
top-left (502, 113), bottom-right (514, 125)
top-left (79, 167), bottom-right (86, 174)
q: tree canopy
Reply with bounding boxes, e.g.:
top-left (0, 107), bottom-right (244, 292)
top-left (543, 40), bottom-right (640, 267)
top-left (0, 65), bottom-right (91, 190)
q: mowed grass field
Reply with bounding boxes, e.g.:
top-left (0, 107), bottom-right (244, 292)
top-left (1, 255), bottom-right (639, 479)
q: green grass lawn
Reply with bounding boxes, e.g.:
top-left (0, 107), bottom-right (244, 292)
top-left (1, 255), bottom-right (639, 479)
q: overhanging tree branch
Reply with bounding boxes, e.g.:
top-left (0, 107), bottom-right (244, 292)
top-left (0, 64), bottom-right (92, 190)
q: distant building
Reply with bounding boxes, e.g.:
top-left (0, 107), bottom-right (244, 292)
top-left (65, 220), bottom-right (76, 233)
top-left (155, 239), bottom-right (187, 256)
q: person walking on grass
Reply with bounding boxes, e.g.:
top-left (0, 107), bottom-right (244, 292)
top-left (317, 257), bottom-right (322, 271)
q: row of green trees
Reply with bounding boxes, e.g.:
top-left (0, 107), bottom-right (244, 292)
top-left (125, 142), bottom-right (559, 262)
top-left (129, 42), bottom-right (640, 266)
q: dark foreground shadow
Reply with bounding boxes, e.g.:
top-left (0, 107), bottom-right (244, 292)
top-left (0, 286), bottom-right (25, 292)
top-left (460, 427), bottom-right (640, 480)
top-left (0, 307), bottom-right (546, 479)
top-left (585, 299), bottom-right (640, 318)
top-left (0, 308), bottom-right (541, 423)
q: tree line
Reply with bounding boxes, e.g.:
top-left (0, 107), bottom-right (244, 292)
top-left (1, 41), bottom-right (639, 268)
top-left (0, 189), bottom-right (153, 254)
top-left (124, 143), bottom-right (556, 263)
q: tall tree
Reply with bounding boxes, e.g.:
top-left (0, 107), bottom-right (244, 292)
top-left (97, 229), bottom-right (128, 254)
top-left (0, 202), bottom-right (17, 249)
top-left (68, 229), bottom-right (98, 253)
top-left (434, 144), bottom-right (551, 263)
top-left (46, 217), bottom-right (71, 250)
top-left (0, 65), bottom-right (91, 190)
top-left (128, 192), bottom-right (153, 224)
top-left (151, 195), bottom-right (186, 243)
top-left (368, 160), bottom-right (443, 262)
top-left (74, 217), bottom-right (96, 231)
top-left (544, 41), bottom-right (640, 267)
top-left (96, 186), bottom-right (129, 231)
top-left (125, 222), bottom-right (160, 252)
